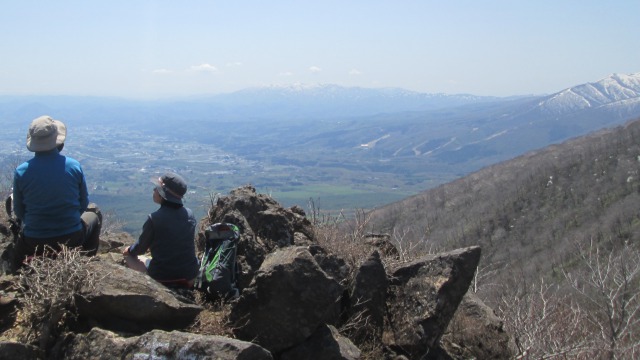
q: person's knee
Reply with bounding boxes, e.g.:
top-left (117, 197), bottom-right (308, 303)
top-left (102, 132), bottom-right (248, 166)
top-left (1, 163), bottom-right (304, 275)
top-left (84, 203), bottom-right (102, 225)
top-left (81, 211), bottom-right (101, 229)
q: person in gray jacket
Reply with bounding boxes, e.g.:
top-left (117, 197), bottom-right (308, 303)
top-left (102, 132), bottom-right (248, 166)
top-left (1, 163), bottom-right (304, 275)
top-left (123, 172), bottom-right (199, 288)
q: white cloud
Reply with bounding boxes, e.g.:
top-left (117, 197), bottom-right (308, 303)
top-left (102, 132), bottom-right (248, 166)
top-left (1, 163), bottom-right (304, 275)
top-left (279, 71), bottom-right (294, 77)
top-left (189, 63), bottom-right (218, 72)
top-left (349, 69), bottom-right (362, 76)
top-left (309, 66), bottom-right (322, 73)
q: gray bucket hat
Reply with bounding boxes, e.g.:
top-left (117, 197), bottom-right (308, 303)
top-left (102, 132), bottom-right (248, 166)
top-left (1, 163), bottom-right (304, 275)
top-left (153, 172), bottom-right (188, 205)
top-left (26, 115), bottom-right (67, 152)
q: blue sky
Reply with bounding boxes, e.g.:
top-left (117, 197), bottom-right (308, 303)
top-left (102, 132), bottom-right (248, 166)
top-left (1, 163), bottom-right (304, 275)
top-left (1, 1), bottom-right (638, 99)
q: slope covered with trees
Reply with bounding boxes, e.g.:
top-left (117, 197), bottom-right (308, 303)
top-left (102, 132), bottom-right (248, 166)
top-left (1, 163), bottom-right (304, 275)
top-left (365, 117), bottom-right (640, 357)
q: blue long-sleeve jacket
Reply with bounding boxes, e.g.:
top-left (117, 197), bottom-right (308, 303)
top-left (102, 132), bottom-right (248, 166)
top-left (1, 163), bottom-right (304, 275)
top-left (13, 149), bottom-right (89, 238)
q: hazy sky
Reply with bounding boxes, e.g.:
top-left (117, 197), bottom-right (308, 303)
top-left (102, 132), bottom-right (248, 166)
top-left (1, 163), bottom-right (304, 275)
top-left (1, 1), bottom-right (638, 99)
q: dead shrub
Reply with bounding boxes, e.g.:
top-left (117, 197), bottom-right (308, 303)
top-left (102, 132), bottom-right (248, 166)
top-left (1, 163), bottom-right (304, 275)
top-left (16, 246), bottom-right (98, 350)
top-left (308, 199), bottom-right (376, 269)
top-left (187, 291), bottom-right (235, 338)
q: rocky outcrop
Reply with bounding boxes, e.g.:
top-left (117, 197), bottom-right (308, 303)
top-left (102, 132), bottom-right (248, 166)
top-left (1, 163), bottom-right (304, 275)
top-left (0, 186), bottom-right (510, 360)
top-left (200, 185), bottom-right (316, 288)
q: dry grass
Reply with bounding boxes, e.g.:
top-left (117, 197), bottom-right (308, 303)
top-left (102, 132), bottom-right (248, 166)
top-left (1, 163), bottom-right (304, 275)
top-left (309, 203), bottom-right (378, 267)
top-left (186, 291), bottom-right (235, 338)
top-left (16, 246), bottom-right (99, 350)
top-left (308, 202), bottom-right (402, 359)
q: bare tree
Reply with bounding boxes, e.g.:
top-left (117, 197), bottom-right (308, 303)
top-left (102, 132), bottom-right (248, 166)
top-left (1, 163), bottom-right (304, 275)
top-left (564, 238), bottom-right (640, 359)
top-left (496, 278), bottom-right (590, 359)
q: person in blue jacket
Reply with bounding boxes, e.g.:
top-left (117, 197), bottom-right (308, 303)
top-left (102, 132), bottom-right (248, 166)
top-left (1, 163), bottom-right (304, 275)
top-left (122, 172), bottom-right (199, 288)
top-left (12, 115), bottom-right (101, 261)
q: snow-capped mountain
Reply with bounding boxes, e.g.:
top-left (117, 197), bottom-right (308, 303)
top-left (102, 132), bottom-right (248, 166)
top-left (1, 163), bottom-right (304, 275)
top-left (537, 73), bottom-right (640, 114)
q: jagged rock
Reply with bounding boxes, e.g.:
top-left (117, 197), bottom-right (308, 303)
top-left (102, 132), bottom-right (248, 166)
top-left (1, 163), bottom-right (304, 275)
top-left (0, 239), bottom-right (15, 276)
top-left (294, 231), bottom-right (314, 246)
top-left (96, 232), bottom-right (132, 265)
top-left (203, 185), bottom-right (294, 250)
top-left (61, 327), bottom-right (273, 360)
top-left (201, 185), bottom-right (318, 288)
top-left (0, 341), bottom-right (44, 360)
top-left (364, 233), bottom-right (399, 259)
top-left (280, 324), bottom-right (361, 360)
top-left (0, 223), bottom-right (9, 237)
top-left (97, 232), bottom-right (131, 254)
top-left (440, 291), bottom-right (516, 359)
top-left (206, 185), bottom-right (315, 247)
top-left (74, 260), bottom-right (202, 333)
top-left (383, 246), bottom-right (481, 359)
top-left (347, 250), bottom-right (387, 344)
top-left (308, 244), bottom-right (351, 285)
top-left (229, 246), bottom-right (344, 353)
top-left (0, 292), bottom-right (18, 334)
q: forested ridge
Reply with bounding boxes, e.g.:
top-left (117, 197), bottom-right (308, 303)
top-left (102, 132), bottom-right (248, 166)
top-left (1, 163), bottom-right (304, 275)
top-left (366, 117), bottom-right (640, 357)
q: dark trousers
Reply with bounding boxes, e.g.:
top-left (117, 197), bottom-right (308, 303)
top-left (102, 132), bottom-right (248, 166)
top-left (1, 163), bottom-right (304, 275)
top-left (15, 211), bottom-right (102, 262)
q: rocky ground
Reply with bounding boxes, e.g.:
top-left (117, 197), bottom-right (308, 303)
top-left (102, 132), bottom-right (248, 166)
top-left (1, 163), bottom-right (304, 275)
top-left (0, 185), bottom-right (514, 359)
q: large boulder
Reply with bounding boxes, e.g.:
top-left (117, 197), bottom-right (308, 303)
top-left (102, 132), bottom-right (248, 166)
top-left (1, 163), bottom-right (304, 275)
top-left (74, 260), bottom-right (202, 333)
top-left (440, 291), bottom-right (516, 359)
top-left (61, 327), bottom-right (273, 360)
top-left (383, 246), bottom-right (481, 359)
top-left (0, 341), bottom-right (43, 360)
top-left (309, 244), bottom-right (351, 286)
top-left (346, 250), bottom-right (387, 345)
top-left (229, 246), bottom-right (344, 353)
top-left (280, 324), bottom-right (361, 360)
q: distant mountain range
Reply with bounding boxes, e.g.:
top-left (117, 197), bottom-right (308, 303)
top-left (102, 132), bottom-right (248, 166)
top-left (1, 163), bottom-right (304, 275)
top-left (202, 84), bottom-right (505, 119)
top-left (1, 72), bottom-right (638, 122)
top-left (185, 72), bottom-right (640, 178)
top-left (1, 72), bottom-right (640, 216)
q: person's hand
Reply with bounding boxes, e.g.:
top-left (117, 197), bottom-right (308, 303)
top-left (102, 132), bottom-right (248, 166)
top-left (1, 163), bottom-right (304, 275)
top-left (122, 246), bottom-right (131, 256)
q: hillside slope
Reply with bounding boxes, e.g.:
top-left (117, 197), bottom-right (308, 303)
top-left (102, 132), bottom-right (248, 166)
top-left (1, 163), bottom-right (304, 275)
top-left (366, 116), bottom-right (640, 288)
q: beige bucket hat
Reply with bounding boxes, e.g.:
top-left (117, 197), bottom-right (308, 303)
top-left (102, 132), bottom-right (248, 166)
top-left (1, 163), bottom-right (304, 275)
top-left (26, 115), bottom-right (67, 152)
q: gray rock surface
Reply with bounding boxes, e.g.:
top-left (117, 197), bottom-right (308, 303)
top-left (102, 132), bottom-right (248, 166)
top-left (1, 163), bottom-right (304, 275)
top-left (74, 261), bottom-right (202, 333)
top-left (383, 246), bottom-right (481, 359)
top-left (63, 328), bottom-right (273, 360)
top-left (229, 246), bottom-right (344, 353)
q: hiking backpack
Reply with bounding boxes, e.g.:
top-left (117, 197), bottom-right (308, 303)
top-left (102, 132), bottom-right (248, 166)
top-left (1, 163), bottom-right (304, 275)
top-left (195, 222), bottom-right (240, 298)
